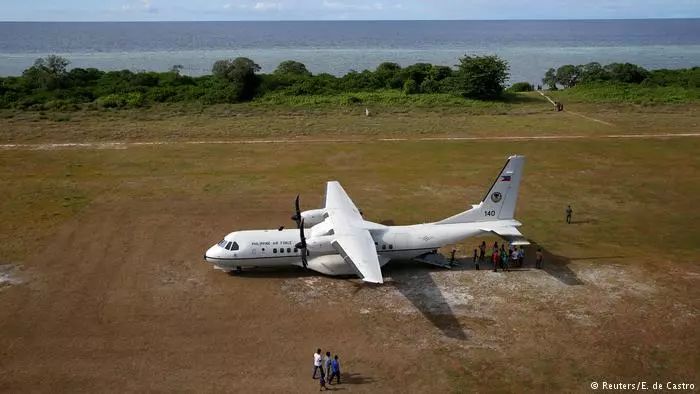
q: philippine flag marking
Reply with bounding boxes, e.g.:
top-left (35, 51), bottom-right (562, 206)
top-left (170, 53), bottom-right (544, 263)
top-left (500, 175), bottom-right (512, 181)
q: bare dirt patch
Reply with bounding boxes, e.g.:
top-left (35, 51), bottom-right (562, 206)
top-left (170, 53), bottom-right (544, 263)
top-left (1, 199), bottom-right (697, 392)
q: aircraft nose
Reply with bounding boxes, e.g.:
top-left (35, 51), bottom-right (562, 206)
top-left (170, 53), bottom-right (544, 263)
top-left (204, 245), bottom-right (220, 262)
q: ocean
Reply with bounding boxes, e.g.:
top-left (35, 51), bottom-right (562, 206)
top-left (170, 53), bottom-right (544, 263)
top-left (0, 19), bottom-right (699, 83)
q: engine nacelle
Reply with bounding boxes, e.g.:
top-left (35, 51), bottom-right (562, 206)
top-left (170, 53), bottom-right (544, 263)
top-left (301, 209), bottom-right (326, 227)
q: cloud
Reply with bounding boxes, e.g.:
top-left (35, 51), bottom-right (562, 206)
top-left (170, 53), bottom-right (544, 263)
top-left (222, 1), bottom-right (282, 12)
top-left (253, 2), bottom-right (282, 11)
top-left (120, 0), bottom-right (157, 13)
top-left (322, 1), bottom-right (385, 11)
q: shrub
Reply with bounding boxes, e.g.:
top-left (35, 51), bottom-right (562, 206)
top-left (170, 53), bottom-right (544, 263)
top-left (403, 79), bottom-right (419, 94)
top-left (507, 82), bottom-right (534, 92)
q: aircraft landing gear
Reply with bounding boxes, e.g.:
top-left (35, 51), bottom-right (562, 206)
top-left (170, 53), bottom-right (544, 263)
top-left (228, 266), bottom-right (243, 276)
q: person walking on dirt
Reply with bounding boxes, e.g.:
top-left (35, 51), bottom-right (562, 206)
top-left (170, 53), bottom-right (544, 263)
top-left (329, 355), bottom-right (341, 385)
top-left (324, 351), bottom-right (332, 378)
top-left (319, 373), bottom-right (328, 391)
top-left (313, 349), bottom-right (323, 379)
top-left (492, 249), bottom-right (499, 272)
top-left (566, 205), bottom-right (573, 224)
top-left (479, 241), bottom-right (486, 264)
top-left (536, 248), bottom-right (543, 269)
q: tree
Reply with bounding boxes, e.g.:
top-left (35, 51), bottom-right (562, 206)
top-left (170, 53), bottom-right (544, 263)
top-left (375, 62), bottom-right (402, 88)
top-left (400, 63), bottom-right (432, 86)
top-left (429, 65), bottom-right (453, 81)
top-left (22, 55), bottom-right (71, 90)
top-left (555, 64), bottom-right (581, 88)
top-left (542, 68), bottom-right (557, 90)
top-left (274, 60), bottom-right (311, 77)
top-left (454, 55), bottom-right (509, 99)
top-left (578, 62), bottom-right (608, 83)
top-left (211, 57), bottom-right (261, 101)
top-left (604, 63), bottom-right (649, 84)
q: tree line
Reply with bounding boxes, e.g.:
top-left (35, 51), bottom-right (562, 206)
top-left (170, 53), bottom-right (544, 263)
top-left (542, 62), bottom-right (699, 90)
top-left (0, 54), bottom-right (696, 110)
top-left (0, 54), bottom-right (509, 110)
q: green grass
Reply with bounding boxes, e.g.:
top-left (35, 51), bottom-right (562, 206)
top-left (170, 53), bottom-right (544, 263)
top-left (252, 90), bottom-right (528, 108)
top-left (549, 83), bottom-right (700, 104)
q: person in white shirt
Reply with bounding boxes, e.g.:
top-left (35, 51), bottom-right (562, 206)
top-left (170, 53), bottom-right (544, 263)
top-left (312, 348), bottom-right (323, 379)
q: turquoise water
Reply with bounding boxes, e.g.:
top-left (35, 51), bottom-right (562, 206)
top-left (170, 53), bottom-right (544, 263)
top-left (1, 20), bottom-right (698, 83)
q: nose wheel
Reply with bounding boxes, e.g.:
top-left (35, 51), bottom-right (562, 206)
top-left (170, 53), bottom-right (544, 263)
top-left (228, 266), bottom-right (243, 276)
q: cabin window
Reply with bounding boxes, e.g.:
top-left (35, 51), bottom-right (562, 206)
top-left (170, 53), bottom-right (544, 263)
top-left (382, 244), bottom-right (386, 250)
top-left (231, 242), bottom-right (239, 251)
top-left (287, 248), bottom-right (291, 253)
top-left (374, 241), bottom-right (378, 246)
top-left (389, 244), bottom-right (393, 249)
top-left (273, 248), bottom-right (277, 253)
top-left (294, 248), bottom-right (297, 253)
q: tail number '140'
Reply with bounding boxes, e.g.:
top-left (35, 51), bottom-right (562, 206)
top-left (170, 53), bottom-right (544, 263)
top-left (484, 210), bottom-right (496, 217)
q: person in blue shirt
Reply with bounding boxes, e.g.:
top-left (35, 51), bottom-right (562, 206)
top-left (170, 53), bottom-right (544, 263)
top-left (329, 355), bottom-right (341, 385)
top-left (324, 351), bottom-right (332, 378)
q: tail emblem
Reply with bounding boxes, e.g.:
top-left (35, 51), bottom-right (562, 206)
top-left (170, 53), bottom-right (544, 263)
top-left (491, 192), bottom-right (502, 203)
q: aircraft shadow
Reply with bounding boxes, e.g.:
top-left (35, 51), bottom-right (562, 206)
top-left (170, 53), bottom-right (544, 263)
top-left (384, 262), bottom-right (468, 341)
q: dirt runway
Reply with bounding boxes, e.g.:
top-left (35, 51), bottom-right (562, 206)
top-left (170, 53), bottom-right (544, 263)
top-left (1, 198), bottom-right (698, 392)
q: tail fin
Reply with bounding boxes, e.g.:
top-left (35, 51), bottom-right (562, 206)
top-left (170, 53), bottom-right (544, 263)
top-left (437, 155), bottom-right (525, 224)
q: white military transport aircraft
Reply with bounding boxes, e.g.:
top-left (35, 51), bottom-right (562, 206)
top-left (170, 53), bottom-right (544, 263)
top-left (204, 155), bottom-right (529, 284)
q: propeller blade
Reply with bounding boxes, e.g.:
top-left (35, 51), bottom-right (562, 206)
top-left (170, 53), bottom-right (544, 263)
top-left (297, 219), bottom-right (308, 268)
top-left (291, 194), bottom-right (302, 227)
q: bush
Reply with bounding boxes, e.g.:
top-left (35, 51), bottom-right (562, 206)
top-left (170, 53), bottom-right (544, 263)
top-left (507, 82), bottom-right (534, 92)
top-left (455, 55), bottom-right (509, 99)
top-left (96, 92), bottom-right (144, 108)
top-left (403, 79), bottom-right (419, 94)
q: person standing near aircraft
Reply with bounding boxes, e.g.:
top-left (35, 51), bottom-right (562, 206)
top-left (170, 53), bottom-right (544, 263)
top-left (313, 349), bottom-right (323, 379)
top-left (492, 248), bottom-right (499, 272)
top-left (473, 248), bottom-right (479, 270)
top-left (479, 241), bottom-right (486, 265)
top-left (518, 247), bottom-right (525, 267)
top-left (511, 248), bottom-right (519, 269)
top-left (566, 205), bottom-right (573, 224)
top-left (536, 248), bottom-right (543, 269)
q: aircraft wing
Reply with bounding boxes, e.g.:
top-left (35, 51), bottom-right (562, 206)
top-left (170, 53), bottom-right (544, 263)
top-left (325, 181), bottom-right (383, 284)
top-left (481, 225), bottom-right (531, 246)
top-left (331, 234), bottom-right (383, 284)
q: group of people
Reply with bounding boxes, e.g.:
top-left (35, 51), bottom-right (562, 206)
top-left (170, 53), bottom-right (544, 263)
top-left (312, 349), bottom-right (341, 390)
top-left (473, 241), bottom-right (544, 271)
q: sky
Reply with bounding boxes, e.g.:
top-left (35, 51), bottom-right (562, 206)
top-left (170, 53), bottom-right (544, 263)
top-left (1, 0), bottom-right (699, 21)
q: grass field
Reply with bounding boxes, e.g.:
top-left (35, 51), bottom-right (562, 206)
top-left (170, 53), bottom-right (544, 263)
top-left (1, 103), bottom-right (699, 392)
top-left (1, 96), bottom-right (699, 143)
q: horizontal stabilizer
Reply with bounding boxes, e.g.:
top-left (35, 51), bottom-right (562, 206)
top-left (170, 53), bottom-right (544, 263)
top-left (481, 225), bottom-right (530, 246)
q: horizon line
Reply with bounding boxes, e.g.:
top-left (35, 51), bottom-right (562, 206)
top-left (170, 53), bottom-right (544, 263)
top-left (1, 17), bottom-right (699, 23)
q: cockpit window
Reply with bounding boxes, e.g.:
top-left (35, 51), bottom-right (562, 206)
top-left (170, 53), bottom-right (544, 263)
top-left (225, 241), bottom-right (233, 250)
top-left (231, 242), bottom-right (239, 251)
top-left (218, 240), bottom-right (227, 247)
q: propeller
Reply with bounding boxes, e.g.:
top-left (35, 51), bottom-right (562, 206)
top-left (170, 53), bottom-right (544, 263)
top-left (291, 195), bottom-right (302, 228)
top-left (295, 219), bottom-right (308, 268)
